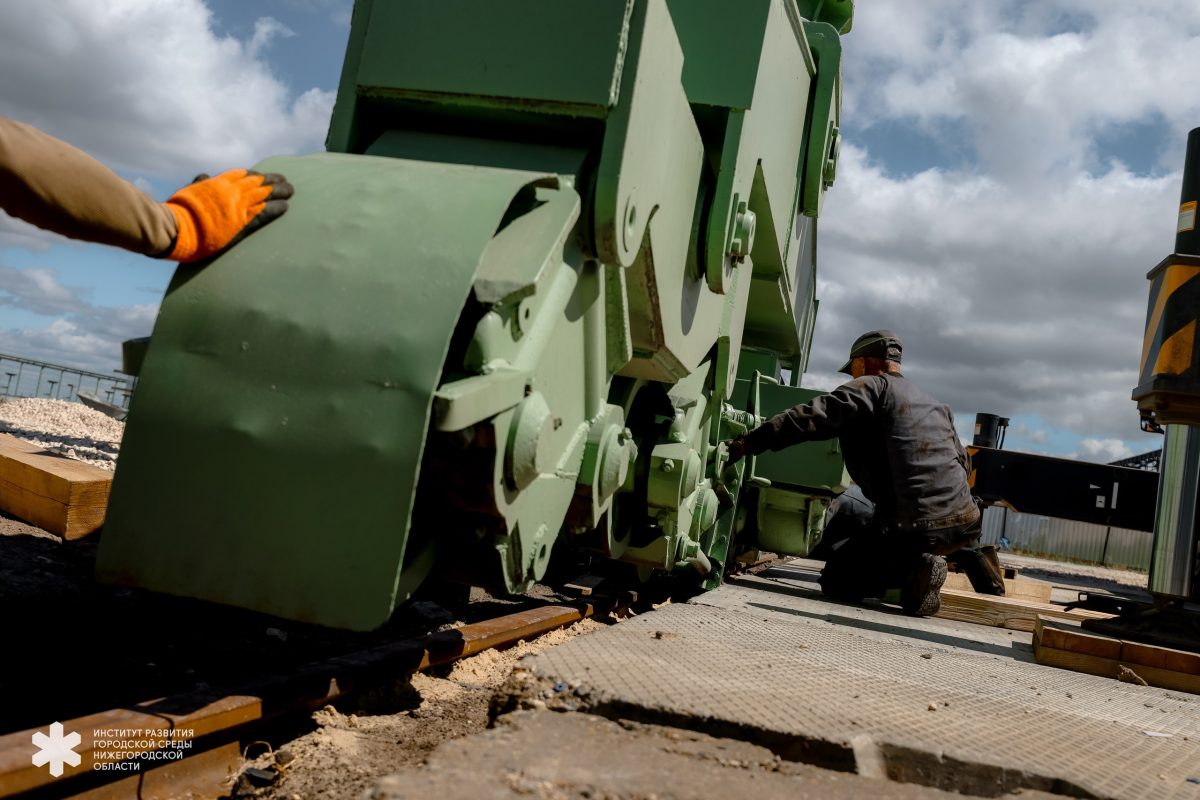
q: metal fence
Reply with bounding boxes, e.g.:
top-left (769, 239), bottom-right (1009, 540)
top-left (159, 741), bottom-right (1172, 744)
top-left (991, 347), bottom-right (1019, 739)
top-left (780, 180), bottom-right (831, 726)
top-left (0, 352), bottom-right (135, 408)
top-left (980, 506), bottom-right (1152, 571)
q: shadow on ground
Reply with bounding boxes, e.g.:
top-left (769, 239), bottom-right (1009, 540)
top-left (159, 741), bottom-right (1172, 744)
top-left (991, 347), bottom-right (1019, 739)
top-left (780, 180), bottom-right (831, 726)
top-left (0, 514), bottom-right (547, 734)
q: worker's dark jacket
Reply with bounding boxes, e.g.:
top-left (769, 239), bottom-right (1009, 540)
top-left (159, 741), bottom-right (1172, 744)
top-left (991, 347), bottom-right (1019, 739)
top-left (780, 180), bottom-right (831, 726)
top-left (741, 373), bottom-right (978, 532)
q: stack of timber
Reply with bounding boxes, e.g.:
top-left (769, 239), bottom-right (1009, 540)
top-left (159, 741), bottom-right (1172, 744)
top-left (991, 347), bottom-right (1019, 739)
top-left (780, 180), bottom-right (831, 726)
top-left (935, 586), bottom-right (1112, 632)
top-left (1034, 616), bottom-right (1200, 695)
top-left (0, 433), bottom-right (111, 539)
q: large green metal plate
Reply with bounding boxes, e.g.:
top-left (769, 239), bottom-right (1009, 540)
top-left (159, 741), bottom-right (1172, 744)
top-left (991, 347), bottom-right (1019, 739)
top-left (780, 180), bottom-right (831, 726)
top-left (666, 0), bottom-right (771, 109)
top-left (98, 153), bottom-right (550, 630)
top-left (356, 0), bottom-right (633, 112)
top-left (754, 383), bottom-right (849, 494)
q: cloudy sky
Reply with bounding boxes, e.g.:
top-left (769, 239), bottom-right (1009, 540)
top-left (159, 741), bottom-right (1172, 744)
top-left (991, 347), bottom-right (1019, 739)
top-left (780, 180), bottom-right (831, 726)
top-left (0, 1), bottom-right (1195, 462)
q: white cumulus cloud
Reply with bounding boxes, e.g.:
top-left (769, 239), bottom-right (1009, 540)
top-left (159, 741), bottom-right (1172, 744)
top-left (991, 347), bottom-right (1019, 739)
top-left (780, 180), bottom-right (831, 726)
top-left (808, 0), bottom-right (1200, 460)
top-left (0, 0), bottom-right (334, 183)
top-left (0, 0), bottom-right (337, 371)
top-left (0, 266), bottom-right (158, 369)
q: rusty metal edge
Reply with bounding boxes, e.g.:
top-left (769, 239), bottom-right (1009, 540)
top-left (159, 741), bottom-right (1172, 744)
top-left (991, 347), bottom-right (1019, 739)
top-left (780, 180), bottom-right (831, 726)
top-left (0, 600), bottom-right (609, 798)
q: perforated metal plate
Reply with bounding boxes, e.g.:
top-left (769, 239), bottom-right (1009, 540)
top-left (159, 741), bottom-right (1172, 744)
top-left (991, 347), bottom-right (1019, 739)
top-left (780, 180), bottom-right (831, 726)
top-left (523, 564), bottom-right (1200, 799)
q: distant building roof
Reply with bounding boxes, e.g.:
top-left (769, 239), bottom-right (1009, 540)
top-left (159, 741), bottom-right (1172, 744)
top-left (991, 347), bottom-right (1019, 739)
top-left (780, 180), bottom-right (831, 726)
top-left (1108, 450), bottom-right (1160, 471)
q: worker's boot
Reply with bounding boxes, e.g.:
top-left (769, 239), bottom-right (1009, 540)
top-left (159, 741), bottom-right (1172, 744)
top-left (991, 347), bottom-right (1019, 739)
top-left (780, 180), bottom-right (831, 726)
top-left (900, 553), bottom-right (947, 617)
top-left (950, 546), bottom-right (1006, 595)
top-left (981, 545), bottom-right (1006, 590)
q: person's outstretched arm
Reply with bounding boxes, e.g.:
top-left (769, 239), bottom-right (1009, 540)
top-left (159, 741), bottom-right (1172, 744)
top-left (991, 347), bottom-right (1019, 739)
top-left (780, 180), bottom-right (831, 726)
top-left (0, 116), bottom-right (292, 262)
top-left (727, 375), bottom-right (886, 463)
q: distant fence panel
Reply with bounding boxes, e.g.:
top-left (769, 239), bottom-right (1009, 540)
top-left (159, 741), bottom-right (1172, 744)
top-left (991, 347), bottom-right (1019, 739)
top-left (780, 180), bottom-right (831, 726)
top-left (981, 506), bottom-right (1151, 571)
top-left (0, 352), bottom-right (135, 407)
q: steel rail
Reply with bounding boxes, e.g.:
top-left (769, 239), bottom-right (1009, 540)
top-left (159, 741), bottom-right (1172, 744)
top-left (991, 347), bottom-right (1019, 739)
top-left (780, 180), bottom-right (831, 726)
top-left (0, 599), bottom-right (617, 799)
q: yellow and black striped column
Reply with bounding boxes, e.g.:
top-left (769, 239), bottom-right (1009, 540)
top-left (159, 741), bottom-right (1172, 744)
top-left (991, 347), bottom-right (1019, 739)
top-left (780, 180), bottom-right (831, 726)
top-left (1134, 129), bottom-right (1200, 427)
top-left (1142, 127), bottom-right (1200, 601)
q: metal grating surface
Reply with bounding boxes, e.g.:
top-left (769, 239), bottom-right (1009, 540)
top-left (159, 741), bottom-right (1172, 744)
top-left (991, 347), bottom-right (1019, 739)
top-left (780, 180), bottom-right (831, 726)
top-left (524, 579), bottom-right (1200, 799)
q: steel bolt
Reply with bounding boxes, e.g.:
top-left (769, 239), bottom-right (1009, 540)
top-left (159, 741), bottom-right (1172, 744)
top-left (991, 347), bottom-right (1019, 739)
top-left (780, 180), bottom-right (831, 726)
top-left (824, 125), bottom-right (840, 187)
top-left (729, 207), bottom-right (757, 260)
top-left (661, 460), bottom-right (675, 473)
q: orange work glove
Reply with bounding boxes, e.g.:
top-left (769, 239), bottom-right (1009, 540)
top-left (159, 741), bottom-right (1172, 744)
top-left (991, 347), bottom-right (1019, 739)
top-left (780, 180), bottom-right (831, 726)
top-left (163, 169), bottom-right (294, 263)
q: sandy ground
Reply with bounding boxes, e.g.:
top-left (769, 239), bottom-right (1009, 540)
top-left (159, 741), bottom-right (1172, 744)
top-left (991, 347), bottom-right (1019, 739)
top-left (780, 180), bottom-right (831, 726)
top-left (364, 710), bottom-right (1044, 800)
top-left (235, 619), bottom-right (610, 799)
top-left (1000, 552), bottom-right (1149, 589)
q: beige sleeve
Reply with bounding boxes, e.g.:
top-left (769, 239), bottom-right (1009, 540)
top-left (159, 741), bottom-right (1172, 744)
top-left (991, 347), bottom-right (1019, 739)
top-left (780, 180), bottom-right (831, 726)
top-left (0, 116), bottom-right (176, 256)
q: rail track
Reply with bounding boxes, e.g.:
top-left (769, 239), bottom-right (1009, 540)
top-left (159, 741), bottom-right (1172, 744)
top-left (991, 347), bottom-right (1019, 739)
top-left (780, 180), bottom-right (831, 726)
top-left (0, 595), bottom-right (628, 799)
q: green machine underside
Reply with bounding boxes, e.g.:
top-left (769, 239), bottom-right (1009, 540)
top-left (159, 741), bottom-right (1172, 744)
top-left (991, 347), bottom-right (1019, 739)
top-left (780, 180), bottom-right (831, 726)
top-left (98, 0), bottom-right (854, 630)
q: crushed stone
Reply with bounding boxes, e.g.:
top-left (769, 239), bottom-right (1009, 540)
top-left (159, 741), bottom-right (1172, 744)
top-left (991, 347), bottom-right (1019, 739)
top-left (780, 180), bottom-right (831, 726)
top-left (0, 398), bottom-right (123, 469)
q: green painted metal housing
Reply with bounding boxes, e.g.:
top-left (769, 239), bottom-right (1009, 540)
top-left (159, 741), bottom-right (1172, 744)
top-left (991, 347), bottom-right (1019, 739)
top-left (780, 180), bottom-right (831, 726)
top-left (98, 0), bottom-right (853, 629)
top-left (729, 351), bottom-right (849, 557)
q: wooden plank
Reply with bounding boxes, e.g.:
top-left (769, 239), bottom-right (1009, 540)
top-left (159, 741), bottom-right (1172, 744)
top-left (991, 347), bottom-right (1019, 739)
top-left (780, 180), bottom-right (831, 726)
top-left (0, 697), bottom-right (262, 796)
top-left (1034, 627), bottom-right (1121, 679)
top-left (0, 433), bottom-right (111, 538)
top-left (936, 587), bottom-right (1112, 632)
top-left (1032, 616), bottom-right (1200, 695)
top-left (72, 741), bottom-right (244, 800)
top-left (563, 573), bottom-right (605, 597)
top-left (1035, 617), bottom-right (1122, 659)
top-left (1121, 639), bottom-right (1200, 676)
top-left (943, 572), bottom-right (1053, 603)
top-left (1119, 663), bottom-right (1200, 695)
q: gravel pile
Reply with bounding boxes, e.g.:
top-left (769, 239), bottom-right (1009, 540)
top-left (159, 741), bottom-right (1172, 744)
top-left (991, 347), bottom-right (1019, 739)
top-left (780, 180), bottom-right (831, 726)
top-left (0, 398), bottom-right (123, 470)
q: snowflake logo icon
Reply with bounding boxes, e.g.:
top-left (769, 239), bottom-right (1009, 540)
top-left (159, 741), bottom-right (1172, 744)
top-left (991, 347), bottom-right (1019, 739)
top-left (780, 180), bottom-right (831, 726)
top-left (31, 722), bottom-right (81, 777)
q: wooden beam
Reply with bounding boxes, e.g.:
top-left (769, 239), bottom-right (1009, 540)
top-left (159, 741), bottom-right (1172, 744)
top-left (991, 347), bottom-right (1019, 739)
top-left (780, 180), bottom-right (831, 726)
top-left (943, 572), bottom-right (1053, 603)
top-left (0, 433), bottom-right (111, 539)
top-left (1033, 617), bottom-right (1200, 695)
top-left (935, 587), bottom-right (1112, 632)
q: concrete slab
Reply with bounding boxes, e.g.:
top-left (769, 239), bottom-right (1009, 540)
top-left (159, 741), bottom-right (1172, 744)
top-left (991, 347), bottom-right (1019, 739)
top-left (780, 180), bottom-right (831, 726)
top-left (367, 710), bottom-right (1029, 800)
top-left (509, 559), bottom-right (1200, 800)
top-left (714, 561), bottom-right (1036, 657)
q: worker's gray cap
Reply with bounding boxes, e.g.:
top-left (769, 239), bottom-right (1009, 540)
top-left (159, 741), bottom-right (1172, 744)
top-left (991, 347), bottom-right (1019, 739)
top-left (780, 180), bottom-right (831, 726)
top-left (838, 330), bottom-right (903, 374)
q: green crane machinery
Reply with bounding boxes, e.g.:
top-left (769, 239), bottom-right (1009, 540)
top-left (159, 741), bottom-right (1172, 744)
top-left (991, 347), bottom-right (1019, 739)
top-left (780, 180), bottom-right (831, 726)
top-left (97, 0), bottom-right (855, 630)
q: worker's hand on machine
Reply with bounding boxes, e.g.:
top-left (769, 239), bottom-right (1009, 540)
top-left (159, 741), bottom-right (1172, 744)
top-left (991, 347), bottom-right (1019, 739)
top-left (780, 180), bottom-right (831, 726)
top-left (724, 437), bottom-right (748, 465)
top-left (162, 169), bottom-right (294, 262)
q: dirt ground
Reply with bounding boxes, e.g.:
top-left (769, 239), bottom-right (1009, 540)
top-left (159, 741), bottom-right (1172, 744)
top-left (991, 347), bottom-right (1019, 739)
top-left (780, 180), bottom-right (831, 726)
top-left (999, 552), bottom-right (1149, 589)
top-left (235, 619), bottom-right (609, 800)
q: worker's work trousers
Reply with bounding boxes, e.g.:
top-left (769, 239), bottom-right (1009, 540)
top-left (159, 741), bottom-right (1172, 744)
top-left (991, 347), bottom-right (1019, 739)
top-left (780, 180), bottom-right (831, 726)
top-left (818, 514), bottom-right (983, 602)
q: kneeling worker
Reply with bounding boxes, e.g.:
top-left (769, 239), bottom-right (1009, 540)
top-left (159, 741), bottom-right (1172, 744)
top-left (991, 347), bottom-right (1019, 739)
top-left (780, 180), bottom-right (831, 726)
top-left (726, 330), bottom-right (985, 616)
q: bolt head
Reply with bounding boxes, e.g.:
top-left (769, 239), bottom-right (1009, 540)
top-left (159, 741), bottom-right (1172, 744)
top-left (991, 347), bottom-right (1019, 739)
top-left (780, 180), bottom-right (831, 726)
top-left (729, 208), bottom-right (757, 260)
